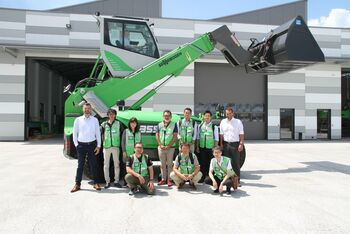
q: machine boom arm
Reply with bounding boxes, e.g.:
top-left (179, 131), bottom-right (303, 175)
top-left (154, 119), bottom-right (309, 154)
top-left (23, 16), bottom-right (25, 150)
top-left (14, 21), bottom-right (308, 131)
top-left (64, 16), bottom-right (324, 122)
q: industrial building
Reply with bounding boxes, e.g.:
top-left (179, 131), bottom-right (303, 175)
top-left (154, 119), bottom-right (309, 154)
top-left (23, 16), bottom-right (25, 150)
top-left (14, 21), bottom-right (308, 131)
top-left (0, 0), bottom-right (349, 141)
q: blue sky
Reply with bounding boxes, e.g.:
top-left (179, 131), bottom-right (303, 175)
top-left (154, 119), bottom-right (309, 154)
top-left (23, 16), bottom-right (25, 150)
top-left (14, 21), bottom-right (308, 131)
top-left (0, 0), bottom-right (349, 27)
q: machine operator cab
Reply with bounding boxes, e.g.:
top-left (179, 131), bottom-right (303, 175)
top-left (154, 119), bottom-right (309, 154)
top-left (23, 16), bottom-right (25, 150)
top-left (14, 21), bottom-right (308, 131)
top-left (98, 15), bottom-right (160, 77)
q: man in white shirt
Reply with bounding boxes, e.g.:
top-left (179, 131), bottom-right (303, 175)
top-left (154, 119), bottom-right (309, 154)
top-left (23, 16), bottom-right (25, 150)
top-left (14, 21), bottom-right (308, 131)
top-left (71, 103), bottom-right (102, 192)
top-left (219, 107), bottom-right (244, 186)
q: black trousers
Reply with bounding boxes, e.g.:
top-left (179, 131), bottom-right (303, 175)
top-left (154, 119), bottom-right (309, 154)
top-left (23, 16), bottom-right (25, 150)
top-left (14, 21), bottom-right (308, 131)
top-left (223, 142), bottom-right (240, 180)
top-left (75, 142), bottom-right (98, 185)
top-left (204, 175), bottom-right (232, 190)
top-left (198, 148), bottom-right (213, 178)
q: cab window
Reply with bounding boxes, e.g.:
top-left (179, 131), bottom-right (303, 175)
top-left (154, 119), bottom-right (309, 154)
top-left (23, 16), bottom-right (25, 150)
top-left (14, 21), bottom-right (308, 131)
top-left (104, 19), bottom-right (159, 58)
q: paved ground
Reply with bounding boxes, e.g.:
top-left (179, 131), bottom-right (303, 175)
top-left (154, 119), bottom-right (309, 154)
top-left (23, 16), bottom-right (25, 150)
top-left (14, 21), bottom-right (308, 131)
top-left (1, 137), bottom-right (350, 234)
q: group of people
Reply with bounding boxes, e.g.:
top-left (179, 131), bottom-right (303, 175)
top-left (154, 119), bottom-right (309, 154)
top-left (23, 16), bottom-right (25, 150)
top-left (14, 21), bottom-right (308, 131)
top-left (71, 103), bottom-right (244, 196)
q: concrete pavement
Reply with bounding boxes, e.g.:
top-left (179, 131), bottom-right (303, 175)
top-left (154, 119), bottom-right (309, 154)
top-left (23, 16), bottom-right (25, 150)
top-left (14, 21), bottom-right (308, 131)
top-left (1, 138), bottom-right (350, 234)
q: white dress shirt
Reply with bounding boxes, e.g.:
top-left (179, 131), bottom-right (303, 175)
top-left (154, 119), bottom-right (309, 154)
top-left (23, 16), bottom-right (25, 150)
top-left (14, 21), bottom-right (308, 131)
top-left (219, 117), bottom-right (244, 142)
top-left (73, 115), bottom-right (101, 147)
top-left (196, 121), bottom-right (219, 142)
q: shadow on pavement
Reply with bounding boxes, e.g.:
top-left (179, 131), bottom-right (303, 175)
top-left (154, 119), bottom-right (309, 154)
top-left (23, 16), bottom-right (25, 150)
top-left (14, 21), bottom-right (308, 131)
top-left (244, 161), bottom-right (350, 176)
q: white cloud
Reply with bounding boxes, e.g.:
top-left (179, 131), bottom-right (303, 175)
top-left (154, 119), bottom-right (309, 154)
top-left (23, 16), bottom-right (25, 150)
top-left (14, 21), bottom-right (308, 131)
top-left (308, 8), bottom-right (350, 28)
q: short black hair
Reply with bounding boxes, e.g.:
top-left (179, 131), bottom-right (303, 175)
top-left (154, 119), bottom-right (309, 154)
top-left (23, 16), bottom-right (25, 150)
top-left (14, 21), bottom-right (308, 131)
top-left (184, 107), bottom-right (192, 113)
top-left (134, 142), bottom-right (143, 148)
top-left (181, 143), bottom-right (191, 148)
top-left (204, 110), bottom-right (212, 116)
top-left (107, 108), bottom-right (117, 115)
top-left (128, 117), bottom-right (140, 132)
top-left (212, 146), bottom-right (223, 152)
top-left (83, 103), bottom-right (91, 107)
top-left (163, 110), bottom-right (172, 116)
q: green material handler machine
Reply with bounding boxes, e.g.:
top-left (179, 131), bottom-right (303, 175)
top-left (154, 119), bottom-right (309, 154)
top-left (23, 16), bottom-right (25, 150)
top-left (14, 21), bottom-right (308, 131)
top-left (63, 13), bottom-right (324, 178)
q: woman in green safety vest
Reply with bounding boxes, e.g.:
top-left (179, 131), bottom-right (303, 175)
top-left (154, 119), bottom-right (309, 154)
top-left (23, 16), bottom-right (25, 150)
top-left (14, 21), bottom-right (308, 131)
top-left (122, 117), bottom-right (142, 159)
top-left (204, 146), bottom-right (235, 194)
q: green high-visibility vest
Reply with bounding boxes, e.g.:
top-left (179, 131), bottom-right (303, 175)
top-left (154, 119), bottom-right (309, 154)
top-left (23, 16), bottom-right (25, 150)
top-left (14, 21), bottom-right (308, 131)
top-left (213, 156), bottom-right (234, 180)
top-left (125, 129), bottom-right (141, 157)
top-left (179, 119), bottom-right (194, 143)
top-left (177, 153), bottom-right (195, 175)
top-left (102, 120), bottom-right (120, 148)
top-left (131, 154), bottom-right (149, 177)
top-left (158, 121), bottom-right (175, 146)
top-left (199, 122), bottom-right (215, 149)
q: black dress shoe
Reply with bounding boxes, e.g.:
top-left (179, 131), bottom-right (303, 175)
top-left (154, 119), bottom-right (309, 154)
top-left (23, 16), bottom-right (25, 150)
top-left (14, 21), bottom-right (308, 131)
top-left (104, 183), bottom-right (110, 189)
top-left (226, 188), bottom-right (232, 195)
top-left (213, 189), bottom-right (219, 193)
top-left (114, 182), bottom-right (122, 188)
top-left (189, 182), bottom-right (197, 190)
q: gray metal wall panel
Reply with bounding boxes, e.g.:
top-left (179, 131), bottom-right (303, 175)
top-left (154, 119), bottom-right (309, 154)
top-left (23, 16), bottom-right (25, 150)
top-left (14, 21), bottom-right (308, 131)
top-left (305, 86), bottom-right (341, 93)
top-left (0, 136), bottom-right (24, 141)
top-left (0, 29), bottom-right (25, 38)
top-left (156, 36), bottom-right (194, 45)
top-left (50, 0), bottom-right (161, 18)
top-left (317, 41), bottom-right (341, 49)
top-left (0, 50), bottom-right (25, 140)
top-left (69, 39), bottom-right (100, 48)
top-left (0, 75), bottom-right (25, 83)
top-left (0, 9), bottom-right (26, 22)
top-left (153, 18), bottom-right (195, 30)
top-left (0, 114), bottom-right (24, 122)
top-left (70, 21), bottom-right (99, 33)
top-left (0, 94), bottom-right (25, 102)
top-left (268, 73), bottom-right (305, 83)
top-left (26, 26), bottom-right (69, 35)
top-left (269, 96), bottom-right (306, 109)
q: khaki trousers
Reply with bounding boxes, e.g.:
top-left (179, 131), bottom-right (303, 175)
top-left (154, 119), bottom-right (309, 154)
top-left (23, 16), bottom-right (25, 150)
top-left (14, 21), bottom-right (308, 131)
top-left (103, 147), bottom-right (120, 183)
top-left (125, 174), bottom-right (154, 195)
top-left (170, 171), bottom-right (203, 186)
top-left (158, 146), bottom-right (175, 180)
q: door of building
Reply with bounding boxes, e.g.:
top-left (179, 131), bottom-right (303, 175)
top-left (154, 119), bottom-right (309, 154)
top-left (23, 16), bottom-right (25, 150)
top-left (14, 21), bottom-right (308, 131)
top-left (317, 109), bottom-right (331, 139)
top-left (280, 108), bottom-right (295, 140)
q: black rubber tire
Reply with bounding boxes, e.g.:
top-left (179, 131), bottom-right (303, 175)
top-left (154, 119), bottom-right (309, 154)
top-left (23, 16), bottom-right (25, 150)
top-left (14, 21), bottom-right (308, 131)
top-left (83, 153), bottom-right (106, 183)
top-left (240, 145), bottom-right (246, 168)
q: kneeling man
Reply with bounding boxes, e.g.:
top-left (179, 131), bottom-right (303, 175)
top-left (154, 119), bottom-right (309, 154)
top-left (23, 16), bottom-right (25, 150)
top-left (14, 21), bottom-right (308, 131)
top-left (205, 146), bottom-right (234, 194)
top-left (125, 142), bottom-right (155, 195)
top-left (170, 143), bottom-right (202, 190)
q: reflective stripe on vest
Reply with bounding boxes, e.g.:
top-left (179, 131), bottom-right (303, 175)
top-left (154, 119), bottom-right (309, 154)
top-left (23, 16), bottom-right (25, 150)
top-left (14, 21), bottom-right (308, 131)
top-left (199, 122), bottom-right (215, 149)
top-left (158, 122), bottom-right (175, 146)
top-left (125, 129), bottom-right (141, 157)
top-left (213, 156), bottom-right (234, 180)
top-left (179, 119), bottom-right (194, 143)
top-left (178, 153), bottom-right (195, 175)
top-left (131, 154), bottom-right (149, 177)
top-left (103, 121), bottom-right (120, 148)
